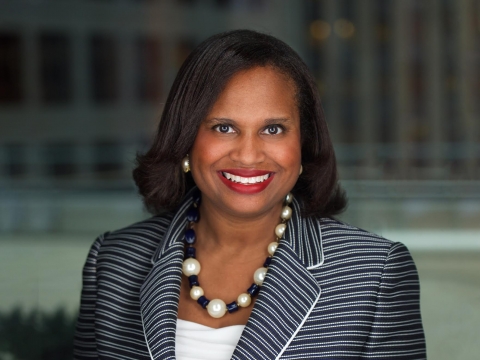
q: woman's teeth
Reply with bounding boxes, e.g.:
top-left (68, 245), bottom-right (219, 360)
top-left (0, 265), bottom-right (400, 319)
top-left (222, 172), bottom-right (270, 184)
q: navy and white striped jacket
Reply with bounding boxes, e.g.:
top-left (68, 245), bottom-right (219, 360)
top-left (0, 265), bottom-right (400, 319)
top-left (74, 192), bottom-right (426, 359)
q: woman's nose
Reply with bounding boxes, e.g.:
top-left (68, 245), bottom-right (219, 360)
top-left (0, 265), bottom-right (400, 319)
top-left (229, 134), bottom-right (265, 165)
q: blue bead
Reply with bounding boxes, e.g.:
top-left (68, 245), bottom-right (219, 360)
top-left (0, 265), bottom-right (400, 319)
top-left (186, 207), bottom-right (199, 222)
top-left (188, 275), bottom-right (199, 287)
top-left (226, 301), bottom-right (239, 313)
top-left (184, 229), bottom-right (196, 245)
top-left (185, 247), bottom-right (196, 258)
top-left (263, 257), bottom-right (272, 267)
top-left (192, 190), bottom-right (202, 205)
top-left (247, 283), bottom-right (260, 297)
top-left (197, 296), bottom-right (209, 309)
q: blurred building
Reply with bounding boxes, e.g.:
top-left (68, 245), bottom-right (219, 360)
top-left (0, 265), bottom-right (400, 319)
top-left (0, 0), bottom-right (479, 233)
top-left (306, 0), bottom-right (480, 180)
top-left (1, 0), bottom-right (479, 186)
top-left (0, 0), bottom-right (306, 188)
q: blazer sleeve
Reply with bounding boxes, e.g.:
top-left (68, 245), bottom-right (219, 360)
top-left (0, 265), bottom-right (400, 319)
top-left (73, 232), bottom-right (108, 359)
top-left (361, 242), bottom-right (427, 359)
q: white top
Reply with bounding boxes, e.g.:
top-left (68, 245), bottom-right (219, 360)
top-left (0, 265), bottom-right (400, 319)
top-left (175, 319), bottom-right (245, 360)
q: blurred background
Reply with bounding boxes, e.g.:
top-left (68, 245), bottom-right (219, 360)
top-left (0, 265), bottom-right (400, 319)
top-left (0, 0), bottom-right (479, 359)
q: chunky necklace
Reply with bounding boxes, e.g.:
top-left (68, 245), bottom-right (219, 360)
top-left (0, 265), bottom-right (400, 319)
top-left (182, 191), bottom-right (294, 319)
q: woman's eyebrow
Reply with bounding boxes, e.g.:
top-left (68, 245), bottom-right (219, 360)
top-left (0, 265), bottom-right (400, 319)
top-left (263, 117), bottom-right (291, 125)
top-left (203, 117), bottom-right (292, 126)
top-left (204, 117), bottom-right (236, 125)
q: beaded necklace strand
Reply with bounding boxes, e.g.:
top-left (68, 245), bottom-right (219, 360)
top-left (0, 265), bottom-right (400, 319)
top-left (182, 191), bottom-right (294, 318)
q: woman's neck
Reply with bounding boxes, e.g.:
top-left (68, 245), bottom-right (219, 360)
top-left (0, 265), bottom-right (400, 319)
top-left (194, 198), bottom-right (283, 258)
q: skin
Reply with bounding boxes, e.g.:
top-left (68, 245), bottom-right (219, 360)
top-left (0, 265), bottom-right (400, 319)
top-left (177, 66), bottom-right (302, 328)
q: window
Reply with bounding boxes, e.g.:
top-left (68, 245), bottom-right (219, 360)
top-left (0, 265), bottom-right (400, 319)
top-left (136, 36), bottom-right (161, 102)
top-left (4, 143), bottom-right (26, 177)
top-left (93, 140), bottom-right (123, 177)
top-left (40, 33), bottom-right (72, 104)
top-left (90, 34), bottom-right (119, 103)
top-left (45, 142), bottom-right (76, 177)
top-left (0, 33), bottom-right (22, 103)
top-left (377, 0), bottom-right (393, 143)
top-left (175, 38), bottom-right (195, 70)
top-left (338, 0), bottom-right (358, 143)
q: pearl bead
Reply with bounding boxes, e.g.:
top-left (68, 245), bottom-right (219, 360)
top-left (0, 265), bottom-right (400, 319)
top-left (285, 192), bottom-right (293, 204)
top-left (207, 299), bottom-right (227, 318)
top-left (281, 205), bottom-right (292, 220)
top-left (182, 258), bottom-right (201, 276)
top-left (267, 242), bottom-right (278, 256)
top-left (275, 223), bottom-right (287, 238)
top-left (190, 286), bottom-right (204, 300)
top-left (237, 293), bottom-right (252, 308)
top-left (182, 156), bottom-right (190, 173)
top-left (253, 267), bottom-right (268, 286)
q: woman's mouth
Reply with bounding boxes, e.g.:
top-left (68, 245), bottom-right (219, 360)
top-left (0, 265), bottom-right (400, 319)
top-left (221, 171), bottom-right (272, 185)
top-left (217, 169), bottom-right (275, 194)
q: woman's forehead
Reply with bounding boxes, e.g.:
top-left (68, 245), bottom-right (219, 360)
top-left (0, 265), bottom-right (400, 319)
top-left (207, 67), bottom-right (298, 118)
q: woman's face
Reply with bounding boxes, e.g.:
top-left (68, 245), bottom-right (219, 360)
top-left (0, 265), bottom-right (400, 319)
top-left (190, 66), bottom-right (302, 218)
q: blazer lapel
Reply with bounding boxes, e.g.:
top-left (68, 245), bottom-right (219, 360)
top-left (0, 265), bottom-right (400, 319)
top-left (232, 198), bottom-right (324, 360)
top-left (140, 243), bottom-right (184, 360)
top-left (139, 196), bottom-right (194, 360)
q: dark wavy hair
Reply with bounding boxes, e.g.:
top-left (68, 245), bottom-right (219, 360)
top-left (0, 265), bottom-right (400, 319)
top-left (133, 29), bottom-right (347, 218)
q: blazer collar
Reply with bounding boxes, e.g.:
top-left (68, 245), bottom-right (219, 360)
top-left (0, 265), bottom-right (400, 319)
top-left (140, 188), bottom-right (324, 360)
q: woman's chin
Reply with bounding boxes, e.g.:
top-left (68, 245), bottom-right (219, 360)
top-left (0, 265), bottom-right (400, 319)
top-left (205, 194), bottom-right (283, 221)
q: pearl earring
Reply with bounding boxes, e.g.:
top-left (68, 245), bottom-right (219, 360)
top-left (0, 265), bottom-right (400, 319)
top-left (299, 165), bottom-right (303, 175)
top-left (182, 155), bottom-right (190, 173)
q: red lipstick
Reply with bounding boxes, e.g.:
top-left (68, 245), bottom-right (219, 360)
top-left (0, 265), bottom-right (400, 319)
top-left (217, 169), bottom-right (275, 194)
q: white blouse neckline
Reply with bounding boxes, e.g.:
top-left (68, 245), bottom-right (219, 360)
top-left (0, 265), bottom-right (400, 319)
top-left (175, 319), bottom-right (245, 360)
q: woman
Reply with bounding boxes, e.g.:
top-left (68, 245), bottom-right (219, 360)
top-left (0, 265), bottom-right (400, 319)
top-left (74, 30), bottom-right (426, 359)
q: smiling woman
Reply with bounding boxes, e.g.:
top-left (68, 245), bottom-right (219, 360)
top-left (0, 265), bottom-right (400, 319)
top-left (74, 30), bottom-right (426, 360)
top-left (132, 30), bottom-right (344, 220)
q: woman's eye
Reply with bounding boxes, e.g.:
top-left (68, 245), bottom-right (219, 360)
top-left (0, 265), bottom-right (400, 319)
top-left (214, 124), bottom-right (234, 133)
top-left (262, 125), bottom-right (283, 135)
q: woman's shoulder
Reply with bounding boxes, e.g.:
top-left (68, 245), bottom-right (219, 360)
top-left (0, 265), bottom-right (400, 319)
top-left (314, 217), bottom-right (418, 281)
top-left (319, 217), bottom-right (393, 245)
top-left (317, 217), bottom-right (411, 259)
top-left (93, 212), bottom-right (176, 262)
top-left (109, 212), bottom-right (175, 239)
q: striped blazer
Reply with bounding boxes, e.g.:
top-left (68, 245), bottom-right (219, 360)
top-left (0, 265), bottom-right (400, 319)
top-left (74, 191), bottom-right (426, 359)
